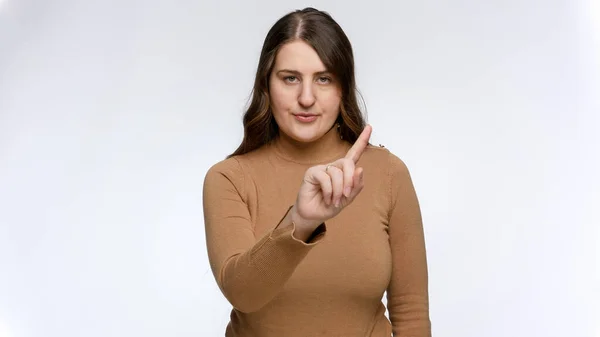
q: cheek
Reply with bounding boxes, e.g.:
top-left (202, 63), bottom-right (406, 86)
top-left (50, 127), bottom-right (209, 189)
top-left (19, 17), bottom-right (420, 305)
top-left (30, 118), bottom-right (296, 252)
top-left (269, 82), bottom-right (295, 114)
top-left (319, 90), bottom-right (342, 113)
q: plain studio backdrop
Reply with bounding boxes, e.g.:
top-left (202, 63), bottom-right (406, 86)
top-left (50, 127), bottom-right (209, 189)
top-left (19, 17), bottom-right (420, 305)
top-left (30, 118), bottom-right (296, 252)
top-left (0, 0), bottom-right (599, 336)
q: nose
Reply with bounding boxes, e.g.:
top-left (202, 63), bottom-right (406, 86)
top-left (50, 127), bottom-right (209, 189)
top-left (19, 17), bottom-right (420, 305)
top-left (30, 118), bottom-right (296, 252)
top-left (298, 82), bottom-right (316, 108)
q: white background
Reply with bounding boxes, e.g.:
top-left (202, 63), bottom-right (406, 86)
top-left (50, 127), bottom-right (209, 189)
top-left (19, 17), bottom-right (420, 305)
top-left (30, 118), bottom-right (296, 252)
top-left (1, 0), bottom-right (598, 336)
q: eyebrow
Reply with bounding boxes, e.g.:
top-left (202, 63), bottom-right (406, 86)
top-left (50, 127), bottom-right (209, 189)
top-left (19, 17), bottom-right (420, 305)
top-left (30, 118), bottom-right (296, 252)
top-left (276, 69), bottom-right (331, 76)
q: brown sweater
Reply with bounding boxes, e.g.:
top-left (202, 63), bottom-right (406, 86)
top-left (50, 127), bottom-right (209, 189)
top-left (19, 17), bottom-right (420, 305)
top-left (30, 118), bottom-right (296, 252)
top-left (203, 130), bottom-right (431, 336)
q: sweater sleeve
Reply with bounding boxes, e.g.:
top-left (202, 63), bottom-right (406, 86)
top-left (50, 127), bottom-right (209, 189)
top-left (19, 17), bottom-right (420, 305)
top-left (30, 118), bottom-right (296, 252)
top-left (386, 153), bottom-right (432, 336)
top-left (202, 158), bottom-right (326, 313)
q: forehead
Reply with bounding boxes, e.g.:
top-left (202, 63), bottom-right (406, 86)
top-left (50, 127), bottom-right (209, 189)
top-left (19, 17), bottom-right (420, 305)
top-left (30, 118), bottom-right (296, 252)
top-left (273, 40), bottom-right (327, 73)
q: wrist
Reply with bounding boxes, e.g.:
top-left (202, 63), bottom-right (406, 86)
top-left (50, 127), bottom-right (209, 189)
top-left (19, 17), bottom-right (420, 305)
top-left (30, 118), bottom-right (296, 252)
top-left (290, 205), bottom-right (322, 238)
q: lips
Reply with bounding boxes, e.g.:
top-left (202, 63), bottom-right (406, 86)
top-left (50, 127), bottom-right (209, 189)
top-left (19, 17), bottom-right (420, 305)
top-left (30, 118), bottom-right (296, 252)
top-left (293, 113), bottom-right (318, 123)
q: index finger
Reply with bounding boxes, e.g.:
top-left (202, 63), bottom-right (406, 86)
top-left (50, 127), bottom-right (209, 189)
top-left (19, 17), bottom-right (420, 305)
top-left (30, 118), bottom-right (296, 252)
top-left (345, 124), bottom-right (372, 163)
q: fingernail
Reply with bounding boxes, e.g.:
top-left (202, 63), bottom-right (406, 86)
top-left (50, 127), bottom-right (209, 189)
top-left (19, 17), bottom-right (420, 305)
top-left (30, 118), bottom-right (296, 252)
top-left (344, 187), bottom-right (351, 197)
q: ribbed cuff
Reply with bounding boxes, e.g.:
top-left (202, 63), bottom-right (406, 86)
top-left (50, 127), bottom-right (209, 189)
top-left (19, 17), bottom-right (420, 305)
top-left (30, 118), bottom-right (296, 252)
top-left (270, 206), bottom-right (327, 246)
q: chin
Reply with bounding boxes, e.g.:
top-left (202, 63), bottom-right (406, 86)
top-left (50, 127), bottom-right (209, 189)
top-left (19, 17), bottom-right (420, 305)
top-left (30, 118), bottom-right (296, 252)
top-left (285, 126), bottom-right (326, 143)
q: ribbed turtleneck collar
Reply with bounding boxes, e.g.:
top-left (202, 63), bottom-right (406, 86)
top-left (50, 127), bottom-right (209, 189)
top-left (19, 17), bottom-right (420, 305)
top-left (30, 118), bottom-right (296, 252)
top-left (269, 125), bottom-right (351, 165)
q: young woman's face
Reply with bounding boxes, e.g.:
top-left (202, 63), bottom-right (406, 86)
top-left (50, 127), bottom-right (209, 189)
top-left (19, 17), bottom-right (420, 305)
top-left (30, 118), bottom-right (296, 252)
top-left (269, 40), bottom-right (341, 144)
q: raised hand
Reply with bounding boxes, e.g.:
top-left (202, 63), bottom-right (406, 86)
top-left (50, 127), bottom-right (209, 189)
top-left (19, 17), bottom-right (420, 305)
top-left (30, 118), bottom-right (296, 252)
top-left (291, 125), bottom-right (372, 232)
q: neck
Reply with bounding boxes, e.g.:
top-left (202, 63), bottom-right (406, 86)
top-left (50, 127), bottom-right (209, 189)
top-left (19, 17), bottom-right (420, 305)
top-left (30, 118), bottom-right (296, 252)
top-left (271, 125), bottom-right (349, 165)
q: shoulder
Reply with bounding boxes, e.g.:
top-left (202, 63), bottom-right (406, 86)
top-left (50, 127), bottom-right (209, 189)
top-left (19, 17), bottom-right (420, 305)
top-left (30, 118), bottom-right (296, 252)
top-left (206, 156), bottom-right (242, 176)
top-left (361, 144), bottom-right (409, 175)
top-left (204, 143), bottom-right (272, 181)
top-left (204, 156), bottom-right (245, 190)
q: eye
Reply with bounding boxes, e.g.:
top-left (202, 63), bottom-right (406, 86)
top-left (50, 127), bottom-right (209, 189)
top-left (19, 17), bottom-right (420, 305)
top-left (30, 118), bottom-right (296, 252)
top-left (284, 76), bottom-right (299, 83)
top-left (317, 76), bottom-right (332, 84)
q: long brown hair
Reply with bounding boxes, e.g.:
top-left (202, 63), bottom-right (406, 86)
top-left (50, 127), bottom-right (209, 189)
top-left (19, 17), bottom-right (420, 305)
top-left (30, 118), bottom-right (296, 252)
top-left (228, 7), bottom-right (367, 158)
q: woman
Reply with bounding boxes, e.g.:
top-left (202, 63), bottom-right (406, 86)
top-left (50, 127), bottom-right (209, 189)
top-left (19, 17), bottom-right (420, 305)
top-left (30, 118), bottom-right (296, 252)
top-left (203, 7), bottom-right (431, 337)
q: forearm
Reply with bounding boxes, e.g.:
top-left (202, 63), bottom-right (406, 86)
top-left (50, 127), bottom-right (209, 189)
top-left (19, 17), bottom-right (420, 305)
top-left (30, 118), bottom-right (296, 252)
top-left (216, 207), bottom-right (325, 313)
top-left (388, 295), bottom-right (431, 337)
